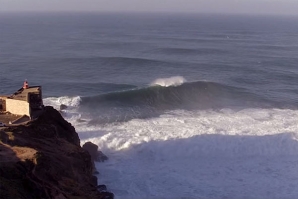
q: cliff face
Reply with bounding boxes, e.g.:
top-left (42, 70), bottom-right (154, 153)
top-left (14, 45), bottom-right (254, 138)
top-left (0, 106), bottom-right (113, 199)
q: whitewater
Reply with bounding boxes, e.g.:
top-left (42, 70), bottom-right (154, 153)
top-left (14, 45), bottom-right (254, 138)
top-left (44, 78), bottom-right (298, 199)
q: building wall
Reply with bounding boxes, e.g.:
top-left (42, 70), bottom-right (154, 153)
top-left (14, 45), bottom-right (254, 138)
top-left (0, 97), bottom-right (7, 111)
top-left (5, 99), bottom-right (30, 116)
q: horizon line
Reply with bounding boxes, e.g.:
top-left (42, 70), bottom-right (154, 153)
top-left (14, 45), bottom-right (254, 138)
top-left (0, 10), bottom-right (297, 18)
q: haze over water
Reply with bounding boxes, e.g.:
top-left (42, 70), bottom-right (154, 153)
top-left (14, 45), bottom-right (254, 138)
top-left (1, 13), bottom-right (298, 198)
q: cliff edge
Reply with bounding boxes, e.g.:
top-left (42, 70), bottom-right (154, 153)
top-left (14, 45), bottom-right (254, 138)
top-left (0, 106), bottom-right (113, 199)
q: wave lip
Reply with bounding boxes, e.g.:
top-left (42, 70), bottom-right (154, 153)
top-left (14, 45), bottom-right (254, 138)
top-left (150, 76), bottom-right (186, 87)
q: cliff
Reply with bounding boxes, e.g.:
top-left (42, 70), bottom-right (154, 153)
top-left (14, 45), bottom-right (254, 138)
top-left (0, 106), bottom-right (113, 199)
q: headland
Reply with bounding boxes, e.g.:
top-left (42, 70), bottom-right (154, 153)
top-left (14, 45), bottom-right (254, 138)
top-left (0, 83), bottom-right (113, 199)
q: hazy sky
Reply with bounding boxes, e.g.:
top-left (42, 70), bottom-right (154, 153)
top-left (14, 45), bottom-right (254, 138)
top-left (0, 0), bottom-right (298, 16)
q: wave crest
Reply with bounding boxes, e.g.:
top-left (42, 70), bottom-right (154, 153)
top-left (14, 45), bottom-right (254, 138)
top-left (150, 76), bottom-right (186, 87)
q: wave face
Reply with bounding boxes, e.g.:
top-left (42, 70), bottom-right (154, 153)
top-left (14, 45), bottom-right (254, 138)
top-left (74, 80), bottom-right (274, 125)
top-left (81, 80), bottom-right (270, 109)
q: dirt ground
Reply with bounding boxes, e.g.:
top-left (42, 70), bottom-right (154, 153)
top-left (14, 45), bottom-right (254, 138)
top-left (0, 112), bottom-right (22, 124)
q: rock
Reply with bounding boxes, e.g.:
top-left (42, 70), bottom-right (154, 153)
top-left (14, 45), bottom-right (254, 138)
top-left (101, 192), bottom-right (114, 199)
top-left (82, 141), bottom-right (108, 162)
top-left (97, 185), bottom-right (107, 192)
top-left (82, 141), bottom-right (99, 161)
top-left (0, 106), bottom-right (114, 199)
top-left (91, 175), bottom-right (98, 187)
top-left (59, 104), bottom-right (68, 110)
top-left (97, 151), bottom-right (109, 162)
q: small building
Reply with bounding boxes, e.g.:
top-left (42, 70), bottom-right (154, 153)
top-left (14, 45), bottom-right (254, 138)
top-left (0, 84), bottom-right (44, 120)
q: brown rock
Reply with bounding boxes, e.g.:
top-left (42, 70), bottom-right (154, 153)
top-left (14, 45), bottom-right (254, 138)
top-left (82, 141), bottom-right (99, 161)
top-left (0, 106), bottom-right (113, 199)
top-left (82, 141), bottom-right (108, 162)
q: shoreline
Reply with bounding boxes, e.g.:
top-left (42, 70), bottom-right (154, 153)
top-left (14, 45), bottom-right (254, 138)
top-left (0, 106), bottom-right (114, 199)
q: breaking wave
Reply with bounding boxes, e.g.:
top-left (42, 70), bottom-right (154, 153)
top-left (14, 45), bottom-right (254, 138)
top-left (150, 76), bottom-right (185, 87)
top-left (44, 80), bottom-right (277, 125)
top-left (80, 80), bottom-right (270, 110)
top-left (43, 96), bottom-right (81, 109)
top-left (78, 80), bottom-right (276, 125)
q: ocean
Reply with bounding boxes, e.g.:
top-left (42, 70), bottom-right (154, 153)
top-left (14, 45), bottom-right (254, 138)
top-left (1, 13), bottom-right (298, 199)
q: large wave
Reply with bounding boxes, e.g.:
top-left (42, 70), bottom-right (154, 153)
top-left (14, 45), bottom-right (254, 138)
top-left (75, 80), bottom-right (276, 125)
top-left (44, 79), bottom-right (276, 125)
top-left (80, 80), bottom-right (269, 110)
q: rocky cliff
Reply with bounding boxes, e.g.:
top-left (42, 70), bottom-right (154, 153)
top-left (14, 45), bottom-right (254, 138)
top-left (0, 106), bottom-right (113, 199)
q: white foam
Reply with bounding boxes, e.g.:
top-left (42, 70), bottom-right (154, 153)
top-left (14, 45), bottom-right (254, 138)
top-left (150, 76), bottom-right (186, 87)
top-left (76, 108), bottom-right (298, 199)
top-left (43, 96), bottom-right (83, 123)
top-left (43, 96), bottom-right (81, 109)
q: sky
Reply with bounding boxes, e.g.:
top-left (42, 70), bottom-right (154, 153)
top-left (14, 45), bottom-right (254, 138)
top-left (0, 0), bottom-right (298, 16)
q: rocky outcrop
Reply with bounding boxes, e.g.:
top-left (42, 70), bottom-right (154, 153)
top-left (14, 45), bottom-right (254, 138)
top-left (0, 106), bottom-right (113, 199)
top-left (82, 142), bottom-right (108, 163)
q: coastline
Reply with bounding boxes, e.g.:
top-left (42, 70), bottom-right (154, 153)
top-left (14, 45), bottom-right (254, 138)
top-left (0, 106), bottom-right (113, 199)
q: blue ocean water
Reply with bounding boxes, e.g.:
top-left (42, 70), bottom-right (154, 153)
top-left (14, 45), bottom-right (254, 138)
top-left (1, 13), bottom-right (298, 199)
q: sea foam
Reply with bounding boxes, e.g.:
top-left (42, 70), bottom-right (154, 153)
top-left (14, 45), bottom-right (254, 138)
top-left (150, 76), bottom-right (186, 87)
top-left (81, 108), bottom-right (298, 199)
top-left (44, 97), bottom-right (298, 199)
